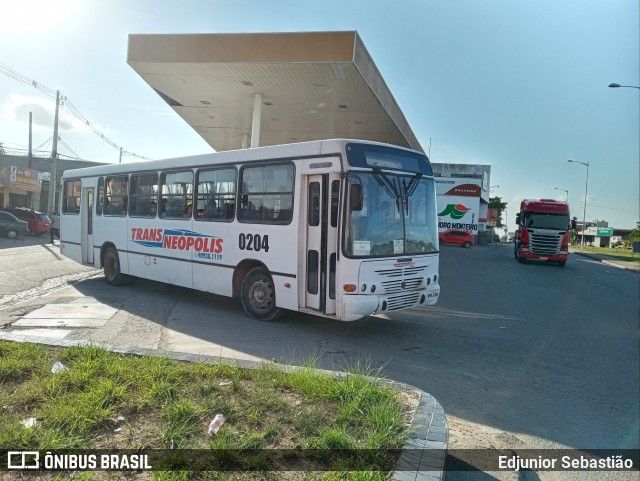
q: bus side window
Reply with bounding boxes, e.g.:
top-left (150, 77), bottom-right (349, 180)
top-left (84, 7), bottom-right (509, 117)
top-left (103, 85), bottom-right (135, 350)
top-left (239, 163), bottom-right (293, 224)
top-left (160, 170), bottom-right (193, 219)
top-left (196, 167), bottom-right (236, 222)
top-left (130, 173), bottom-right (158, 217)
top-left (104, 176), bottom-right (128, 217)
top-left (63, 179), bottom-right (81, 215)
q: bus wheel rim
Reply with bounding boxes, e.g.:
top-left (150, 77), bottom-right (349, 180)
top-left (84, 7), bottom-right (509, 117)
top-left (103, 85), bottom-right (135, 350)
top-left (250, 278), bottom-right (273, 311)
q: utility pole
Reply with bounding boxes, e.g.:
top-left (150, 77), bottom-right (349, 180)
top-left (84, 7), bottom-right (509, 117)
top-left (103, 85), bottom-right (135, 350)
top-left (47, 90), bottom-right (60, 214)
top-left (28, 112), bottom-right (33, 168)
top-left (27, 112), bottom-right (33, 208)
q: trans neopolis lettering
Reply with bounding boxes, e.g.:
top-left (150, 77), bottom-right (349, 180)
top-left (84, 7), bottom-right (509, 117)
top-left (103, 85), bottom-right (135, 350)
top-left (131, 227), bottom-right (223, 260)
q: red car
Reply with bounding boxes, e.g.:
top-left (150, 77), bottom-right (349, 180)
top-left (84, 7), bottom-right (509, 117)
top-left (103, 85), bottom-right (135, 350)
top-left (3, 207), bottom-right (51, 235)
top-left (439, 230), bottom-right (474, 248)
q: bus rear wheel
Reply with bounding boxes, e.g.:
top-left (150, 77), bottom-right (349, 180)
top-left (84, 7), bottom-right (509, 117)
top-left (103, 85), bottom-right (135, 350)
top-left (104, 247), bottom-right (129, 286)
top-left (240, 267), bottom-right (283, 321)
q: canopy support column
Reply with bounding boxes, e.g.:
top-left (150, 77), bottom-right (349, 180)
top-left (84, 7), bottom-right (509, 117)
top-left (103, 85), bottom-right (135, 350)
top-left (250, 93), bottom-right (262, 148)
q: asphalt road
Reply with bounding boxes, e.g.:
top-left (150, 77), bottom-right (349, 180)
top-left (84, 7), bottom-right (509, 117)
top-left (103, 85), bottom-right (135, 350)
top-left (1, 239), bottom-right (638, 480)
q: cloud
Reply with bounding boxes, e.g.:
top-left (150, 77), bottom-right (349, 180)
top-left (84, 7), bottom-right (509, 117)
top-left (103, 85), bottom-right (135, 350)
top-left (3, 93), bottom-right (109, 134)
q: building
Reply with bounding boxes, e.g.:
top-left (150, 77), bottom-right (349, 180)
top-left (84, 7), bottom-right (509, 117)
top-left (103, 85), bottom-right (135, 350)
top-left (0, 154), bottom-right (105, 213)
top-left (431, 163), bottom-right (493, 245)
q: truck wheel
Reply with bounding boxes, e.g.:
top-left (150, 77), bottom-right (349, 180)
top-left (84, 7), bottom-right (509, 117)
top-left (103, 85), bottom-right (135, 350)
top-left (558, 261), bottom-right (566, 267)
top-left (104, 247), bottom-right (129, 286)
top-left (240, 267), bottom-right (283, 321)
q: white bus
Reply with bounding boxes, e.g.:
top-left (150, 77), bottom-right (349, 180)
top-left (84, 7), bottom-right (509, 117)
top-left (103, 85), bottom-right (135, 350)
top-left (60, 139), bottom-right (440, 322)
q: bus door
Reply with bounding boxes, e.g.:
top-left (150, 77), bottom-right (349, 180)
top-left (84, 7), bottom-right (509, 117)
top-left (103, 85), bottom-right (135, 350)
top-left (305, 174), bottom-right (339, 314)
top-left (81, 187), bottom-right (94, 264)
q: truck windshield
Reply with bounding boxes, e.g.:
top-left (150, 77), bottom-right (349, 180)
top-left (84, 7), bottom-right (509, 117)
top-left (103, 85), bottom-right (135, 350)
top-left (523, 213), bottom-right (570, 230)
top-left (344, 172), bottom-right (438, 257)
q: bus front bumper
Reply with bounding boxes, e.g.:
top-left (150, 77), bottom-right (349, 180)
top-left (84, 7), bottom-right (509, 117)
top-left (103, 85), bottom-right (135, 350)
top-left (341, 285), bottom-right (440, 322)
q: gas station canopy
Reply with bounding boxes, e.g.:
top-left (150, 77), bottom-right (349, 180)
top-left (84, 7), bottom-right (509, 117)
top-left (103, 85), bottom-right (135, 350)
top-left (127, 31), bottom-right (423, 153)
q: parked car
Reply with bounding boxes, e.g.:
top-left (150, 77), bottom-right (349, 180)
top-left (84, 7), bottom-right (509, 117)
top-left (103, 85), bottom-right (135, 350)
top-left (0, 211), bottom-right (30, 239)
top-left (492, 234), bottom-right (501, 243)
top-left (2, 207), bottom-right (51, 235)
top-left (439, 229), bottom-right (474, 248)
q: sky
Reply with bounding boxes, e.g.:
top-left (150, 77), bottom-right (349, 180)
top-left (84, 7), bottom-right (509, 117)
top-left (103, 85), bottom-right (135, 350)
top-left (1, 0), bottom-right (638, 229)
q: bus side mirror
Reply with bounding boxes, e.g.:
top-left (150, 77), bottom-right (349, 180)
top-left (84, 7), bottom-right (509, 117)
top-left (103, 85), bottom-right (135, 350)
top-left (571, 218), bottom-right (577, 229)
top-left (349, 184), bottom-right (363, 211)
top-left (515, 213), bottom-right (520, 225)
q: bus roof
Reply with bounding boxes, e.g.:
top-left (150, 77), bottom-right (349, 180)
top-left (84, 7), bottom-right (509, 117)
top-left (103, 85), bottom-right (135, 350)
top-left (62, 139), bottom-right (427, 178)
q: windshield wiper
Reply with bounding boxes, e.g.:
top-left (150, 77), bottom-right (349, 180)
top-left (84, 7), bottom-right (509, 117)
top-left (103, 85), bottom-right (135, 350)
top-left (404, 172), bottom-right (422, 197)
top-left (372, 168), bottom-right (399, 200)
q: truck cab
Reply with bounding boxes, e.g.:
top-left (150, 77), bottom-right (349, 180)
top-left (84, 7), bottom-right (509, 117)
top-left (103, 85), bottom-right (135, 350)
top-left (514, 199), bottom-right (573, 267)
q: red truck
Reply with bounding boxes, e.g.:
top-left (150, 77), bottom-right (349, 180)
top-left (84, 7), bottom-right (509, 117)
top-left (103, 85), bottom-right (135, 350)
top-left (514, 199), bottom-right (575, 267)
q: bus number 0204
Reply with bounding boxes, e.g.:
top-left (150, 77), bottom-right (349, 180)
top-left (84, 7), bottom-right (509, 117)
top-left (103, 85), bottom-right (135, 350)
top-left (238, 233), bottom-right (270, 253)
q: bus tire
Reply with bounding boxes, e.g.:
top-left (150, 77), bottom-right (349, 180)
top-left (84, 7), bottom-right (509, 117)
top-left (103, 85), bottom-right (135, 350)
top-left (240, 267), bottom-right (283, 321)
top-left (558, 261), bottom-right (566, 267)
top-left (104, 247), bottom-right (128, 286)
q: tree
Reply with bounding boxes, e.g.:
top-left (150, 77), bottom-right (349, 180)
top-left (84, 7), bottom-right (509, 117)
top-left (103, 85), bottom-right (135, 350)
top-left (489, 196), bottom-right (508, 228)
top-left (0, 142), bottom-right (5, 155)
top-left (630, 222), bottom-right (640, 242)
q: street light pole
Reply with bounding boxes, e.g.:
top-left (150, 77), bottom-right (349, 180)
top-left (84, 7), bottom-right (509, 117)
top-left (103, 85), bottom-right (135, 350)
top-left (608, 83), bottom-right (640, 89)
top-left (567, 160), bottom-right (589, 252)
top-left (554, 187), bottom-right (569, 203)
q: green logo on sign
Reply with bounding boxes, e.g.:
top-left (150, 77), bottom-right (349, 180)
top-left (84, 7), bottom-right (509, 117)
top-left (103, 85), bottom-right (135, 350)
top-left (438, 204), bottom-right (470, 220)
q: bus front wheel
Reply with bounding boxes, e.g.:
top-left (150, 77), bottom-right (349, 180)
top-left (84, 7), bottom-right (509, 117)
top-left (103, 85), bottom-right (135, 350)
top-left (104, 247), bottom-right (128, 286)
top-left (240, 267), bottom-right (283, 321)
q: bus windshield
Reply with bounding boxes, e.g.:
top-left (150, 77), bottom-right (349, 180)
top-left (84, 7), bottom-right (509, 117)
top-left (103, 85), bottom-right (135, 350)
top-left (344, 172), bottom-right (438, 257)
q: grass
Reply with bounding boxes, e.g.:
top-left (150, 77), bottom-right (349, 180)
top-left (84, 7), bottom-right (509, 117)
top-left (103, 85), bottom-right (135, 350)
top-left (569, 245), bottom-right (640, 263)
top-left (0, 341), bottom-right (414, 480)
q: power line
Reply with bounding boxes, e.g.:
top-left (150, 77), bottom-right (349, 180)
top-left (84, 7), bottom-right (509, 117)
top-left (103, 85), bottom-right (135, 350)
top-left (57, 136), bottom-right (82, 160)
top-left (0, 63), bottom-right (56, 98)
top-left (34, 137), bottom-right (53, 152)
top-left (0, 63), bottom-right (152, 161)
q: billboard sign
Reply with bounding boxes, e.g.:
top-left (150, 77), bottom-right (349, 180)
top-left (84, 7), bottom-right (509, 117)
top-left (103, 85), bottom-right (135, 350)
top-left (586, 227), bottom-right (613, 237)
top-left (437, 196), bottom-right (480, 234)
top-left (435, 178), bottom-right (482, 197)
top-left (2, 166), bottom-right (43, 193)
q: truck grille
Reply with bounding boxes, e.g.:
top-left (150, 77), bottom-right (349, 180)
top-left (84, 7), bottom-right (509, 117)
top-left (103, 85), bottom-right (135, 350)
top-left (530, 232), bottom-right (562, 255)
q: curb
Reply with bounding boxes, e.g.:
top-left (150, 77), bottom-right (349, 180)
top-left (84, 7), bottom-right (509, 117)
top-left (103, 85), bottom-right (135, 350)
top-left (0, 331), bottom-right (447, 480)
top-left (571, 251), bottom-right (640, 272)
top-left (600, 259), bottom-right (640, 272)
